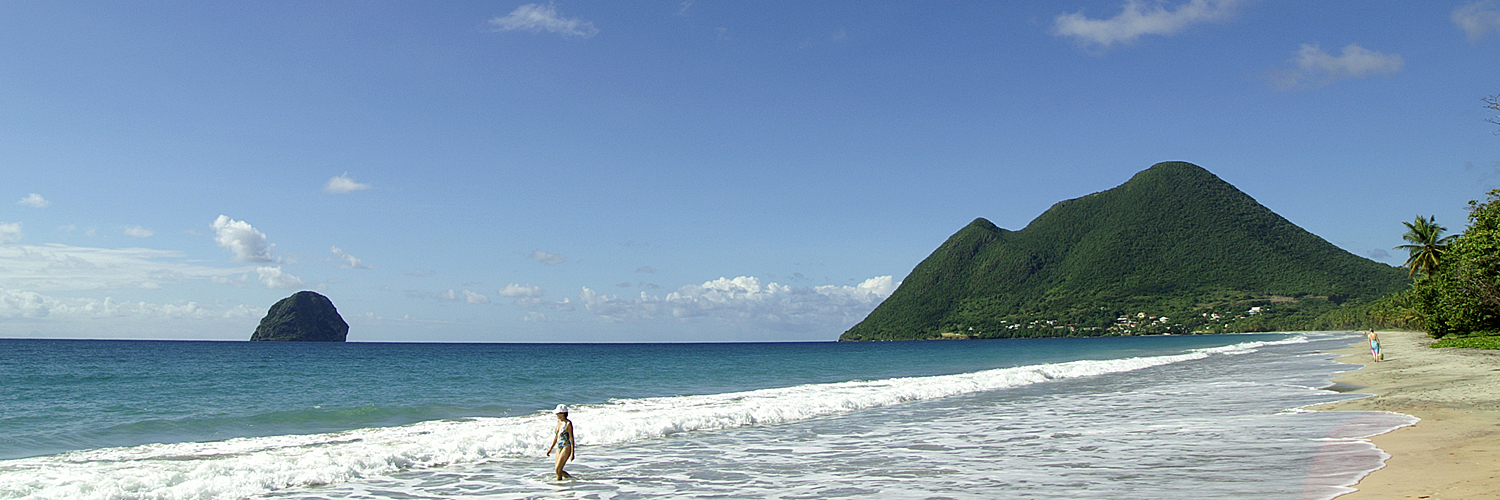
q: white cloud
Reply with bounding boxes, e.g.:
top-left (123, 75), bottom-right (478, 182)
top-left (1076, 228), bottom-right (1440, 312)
top-left (409, 287), bottom-right (521, 305)
top-left (528, 250), bottom-right (568, 265)
top-left (0, 223), bottom-right (22, 245)
top-left (516, 296), bottom-right (575, 312)
top-left (579, 275), bottom-right (898, 332)
top-left (122, 226), bottom-right (154, 238)
top-left (1053, 0), bottom-right (1237, 49)
top-left (0, 288), bottom-right (258, 320)
top-left (0, 244), bottom-right (250, 291)
top-left (330, 245), bottom-right (371, 269)
top-left (636, 266), bottom-right (656, 274)
top-left (323, 173), bottom-right (372, 194)
top-left (211, 215), bottom-right (275, 263)
top-left (17, 193), bottom-right (50, 208)
top-left (489, 3), bottom-right (598, 39)
top-left (1271, 43), bottom-right (1403, 89)
top-left (1455, 1), bottom-right (1500, 42)
top-left (256, 266), bottom-right (304, 289)
top-left (415, 288), bottom-right (492, 305)
top-left (463, 289), bottom-right (490, 304)
top-left (498, 283), bottom-right (545, 298)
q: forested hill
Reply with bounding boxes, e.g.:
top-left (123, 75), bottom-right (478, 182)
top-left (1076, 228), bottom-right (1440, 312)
top-left (840, 162), bottom-right (1408, 341)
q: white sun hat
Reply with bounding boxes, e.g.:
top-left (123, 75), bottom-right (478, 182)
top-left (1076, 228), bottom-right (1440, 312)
top-left (554, 404), bottom-right (569, 414)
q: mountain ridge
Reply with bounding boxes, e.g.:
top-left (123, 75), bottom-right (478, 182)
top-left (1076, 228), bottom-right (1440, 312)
top-left (841, 162), bottom-right (1407, 341)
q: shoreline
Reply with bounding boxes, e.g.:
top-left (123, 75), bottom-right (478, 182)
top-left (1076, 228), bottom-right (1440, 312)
top-left (1314, 330), bottom-right (1500, 499)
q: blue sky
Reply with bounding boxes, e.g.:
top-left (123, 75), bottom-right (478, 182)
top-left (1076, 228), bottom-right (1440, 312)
top-left (2, 0), bottom-right (1498, 342)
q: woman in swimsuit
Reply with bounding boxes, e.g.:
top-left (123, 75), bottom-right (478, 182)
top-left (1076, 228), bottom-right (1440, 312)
top-left (546, 404), bottom-right (575, 480)
top-left (1367, 329), bottom-right (1382, 362)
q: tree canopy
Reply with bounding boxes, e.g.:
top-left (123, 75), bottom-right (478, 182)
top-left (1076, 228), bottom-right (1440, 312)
top-left (1395, 215), bottom-right (1457, 278)
top-left (1409, 190), bottom-right (1500, 336)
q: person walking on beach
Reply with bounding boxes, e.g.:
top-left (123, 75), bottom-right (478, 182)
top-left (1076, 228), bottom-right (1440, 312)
top-left (1367, 330), bottom-right (1383, 362)
top-left (546, 404), bottom-right (576, 480)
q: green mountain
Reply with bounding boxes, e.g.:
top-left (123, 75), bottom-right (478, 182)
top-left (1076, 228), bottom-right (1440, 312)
top-left (841, 162), bottom-right (1408, 341)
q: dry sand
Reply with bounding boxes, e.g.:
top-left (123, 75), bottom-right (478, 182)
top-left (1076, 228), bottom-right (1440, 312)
top-left (1315, 329), bottom-right (1500, 499)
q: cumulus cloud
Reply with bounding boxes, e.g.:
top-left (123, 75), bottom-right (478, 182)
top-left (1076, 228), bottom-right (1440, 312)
top-left (1053, 0), bottom-right (1237, 49)
top-left (579, 275), bottom-right (898, 332)
top-left (528, 250), bottom-right (568, 265)
top-left (1270, 43), bottom-right (1403, 89)
top-left (0, 288), bottom-right (258, 320)
top-left (0, 223), bottom-right (22, 245)
top-left (256, 266), bottom-right (305, 289)
top-left (123, 226), bottom-right (154, 238)
top-left (17, 193), bottom-right (50, 208)
top-left (636, 266), bottom-right (657, 274)
top-left (463, 289), bottom-right (490, 304)
top-left (323, 173), bottom-right (372, 194)
top-left (211, 215), bottom-right (275, 263)
top-left (1455, 1), bottom-right (1500, 42)
top-left (498, 283), bottom-right (545, 298)
top-left (330, 245), bottom-right (371, 269)
top-left (489, 3), bottom-right (598, 39)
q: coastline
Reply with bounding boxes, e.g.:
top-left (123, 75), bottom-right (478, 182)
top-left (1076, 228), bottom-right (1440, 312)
top-left (1315, 330), bottom-right (1500, 499)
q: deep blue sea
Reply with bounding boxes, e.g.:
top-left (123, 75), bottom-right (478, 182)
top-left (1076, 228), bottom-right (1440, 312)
top-left (0, 333), bottom-right (1414, 499)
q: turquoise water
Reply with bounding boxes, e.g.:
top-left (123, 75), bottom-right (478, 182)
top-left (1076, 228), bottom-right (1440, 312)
top-left (0, 333), bottom-right (1414, 499)
top-left (1, 336), bottom-right (1252, 460)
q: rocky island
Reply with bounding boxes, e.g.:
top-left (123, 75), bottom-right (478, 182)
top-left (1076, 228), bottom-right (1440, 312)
top-left (251, 291), bottom-right (350, 342)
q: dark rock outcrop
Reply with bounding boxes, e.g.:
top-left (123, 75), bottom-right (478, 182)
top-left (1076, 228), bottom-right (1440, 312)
top-left (251, 291), bottom-right (349, 342)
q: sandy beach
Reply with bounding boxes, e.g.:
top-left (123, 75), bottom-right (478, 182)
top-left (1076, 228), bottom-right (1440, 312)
top-left (1316, 330), bottom-right (1500, 499)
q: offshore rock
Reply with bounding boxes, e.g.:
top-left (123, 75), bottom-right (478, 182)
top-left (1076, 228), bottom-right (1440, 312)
top-left (251, 291), bottom-right (349, 342)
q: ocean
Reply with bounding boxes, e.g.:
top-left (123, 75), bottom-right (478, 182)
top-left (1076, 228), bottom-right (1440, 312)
top-left (0, 332), bottom-right (1414, 499)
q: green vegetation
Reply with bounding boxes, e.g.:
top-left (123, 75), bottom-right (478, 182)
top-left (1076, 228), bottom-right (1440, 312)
top-left (1394, 215), bottom-right (1457, 279)
top-left (1398, 189), bottom-right (1500, 347)
top-left (1431, 332), bottom-right (1500, 349)
top-left (841, 162), bottom-right (1409, 341)
top-left (1307, 291), bottom-right (1423, 331)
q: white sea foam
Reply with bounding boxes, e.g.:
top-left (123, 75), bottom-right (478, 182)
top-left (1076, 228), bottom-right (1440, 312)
top-left (0, 338), bottom-right (1301, 500)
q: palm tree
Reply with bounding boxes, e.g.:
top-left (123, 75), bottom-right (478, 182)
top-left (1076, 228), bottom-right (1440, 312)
top-left (1395, 215), bottom-right (1457, 279)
